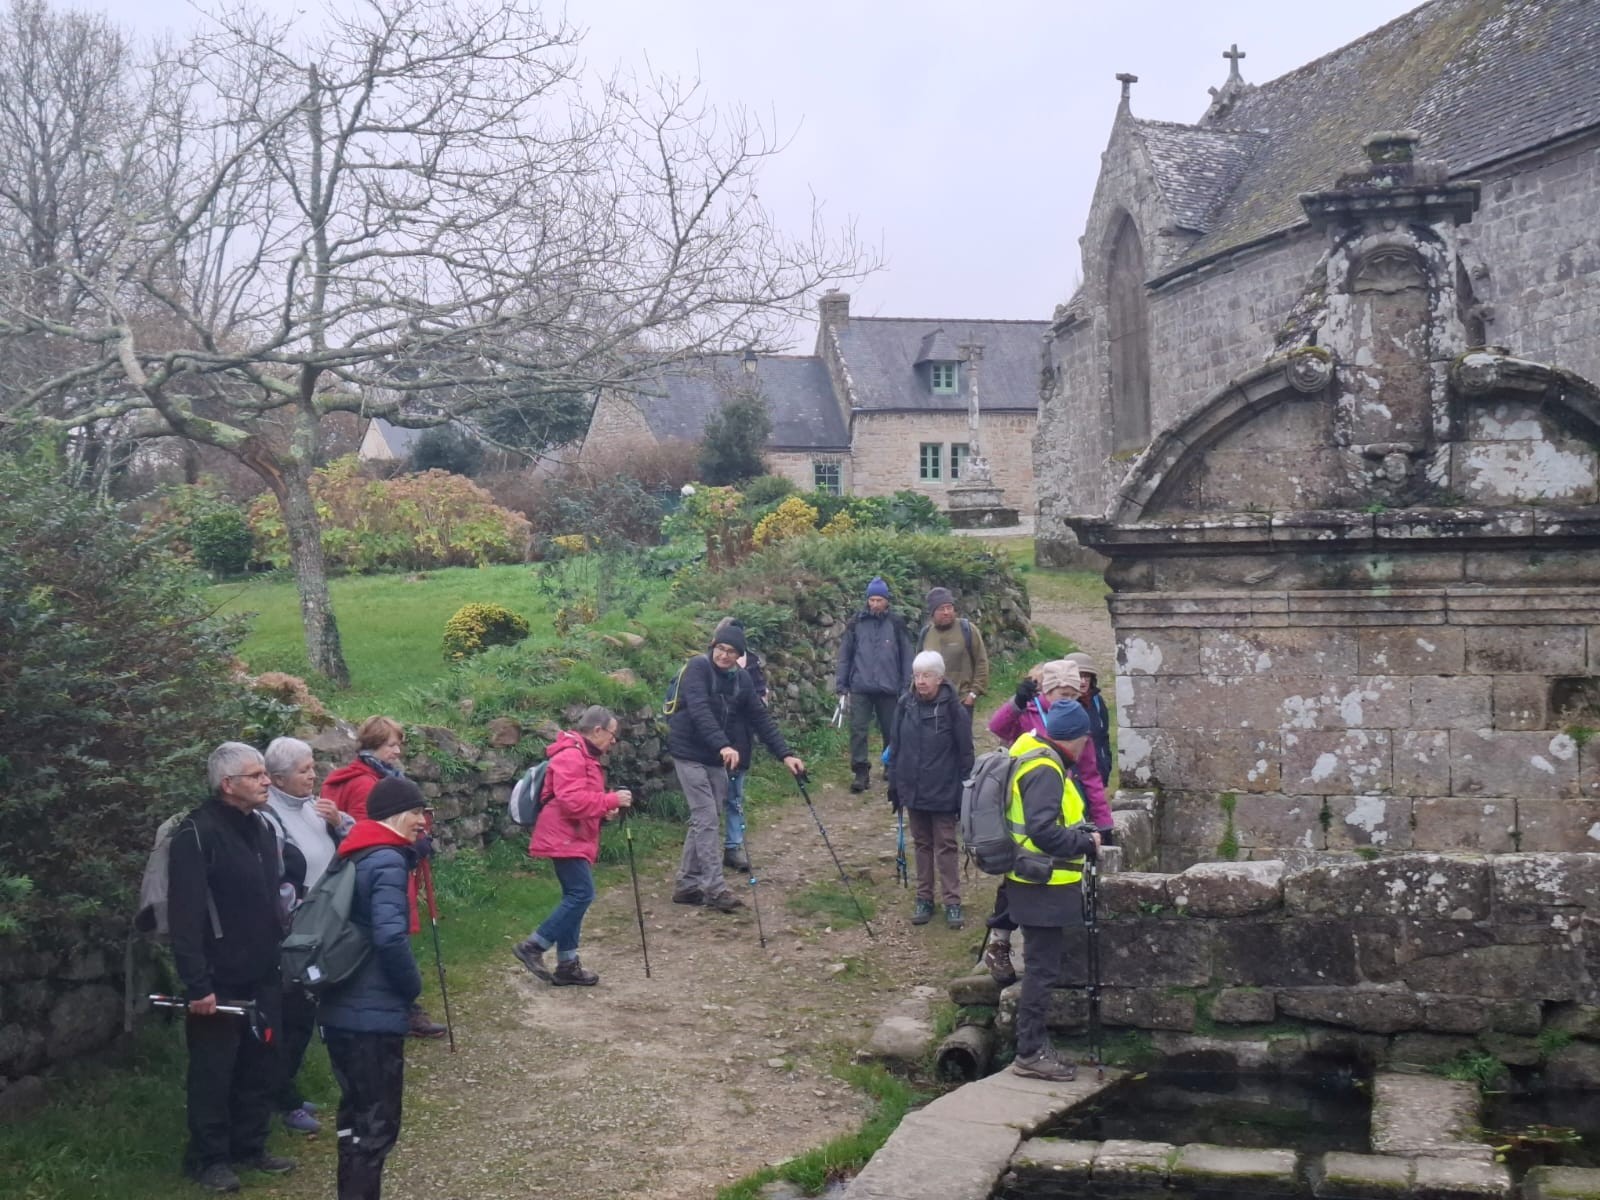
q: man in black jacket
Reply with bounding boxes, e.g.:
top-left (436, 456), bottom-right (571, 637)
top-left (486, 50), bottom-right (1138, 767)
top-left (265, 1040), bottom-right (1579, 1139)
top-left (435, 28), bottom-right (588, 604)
top-left (835, 576), bottom-right (913, 792)
top-left (669, 620), bottom-right (804, 912)
top-left (169, 741), bottom-right (297, 1192)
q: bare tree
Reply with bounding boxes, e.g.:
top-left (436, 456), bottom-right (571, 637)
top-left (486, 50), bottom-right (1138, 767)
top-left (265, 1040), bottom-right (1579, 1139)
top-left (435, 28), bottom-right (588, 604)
top-left (0, 0), bottom-right (872, 686)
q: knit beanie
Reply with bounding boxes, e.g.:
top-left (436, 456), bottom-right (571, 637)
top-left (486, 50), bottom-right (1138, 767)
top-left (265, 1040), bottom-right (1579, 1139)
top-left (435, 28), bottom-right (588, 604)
top-left (711, 618), bottom-right (747, 656)
top-left (1065, 651), bottom-right (1098, 678)
top-left (925, 586), bottom-right (955, 611)
top-left (367, 777), bottom-right (427, 822)
top-left (866, 576), bottom-right (891, 600)
top-left (1038, 659), bottom-right (1083, 696)
top-left (1044, 699), bottom-right (1091, 742)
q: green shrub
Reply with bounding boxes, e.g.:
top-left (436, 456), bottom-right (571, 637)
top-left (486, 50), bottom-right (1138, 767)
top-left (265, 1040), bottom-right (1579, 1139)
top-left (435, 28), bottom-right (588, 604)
top-left (408, 425), bottom-right (485, 477)
top-left (442, 602), bottom-right (531, 660)
top-left (740, 473), bottom-right (795, 509)
top-left (188, 506), bottom-right (255, 574)
top-left (0, 454), bottom-right (247, 951)
top-left (699, 391), bottom-right (771, 485)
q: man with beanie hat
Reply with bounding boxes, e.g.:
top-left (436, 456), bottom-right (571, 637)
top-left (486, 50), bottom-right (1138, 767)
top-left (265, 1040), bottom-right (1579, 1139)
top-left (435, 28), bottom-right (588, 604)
top-left (835, 576), bottom-right (913, 791)
top-left (668, 619), bottom-right (804, 912)
top-left (917, 587), bottom-right (989, 709)
top-left (1065, 651), bottom-right (1113, 787)
top-left (318, 776), bottom-right (428, 1200)
top-left (1006, 698), bottom-right (1100, 1082)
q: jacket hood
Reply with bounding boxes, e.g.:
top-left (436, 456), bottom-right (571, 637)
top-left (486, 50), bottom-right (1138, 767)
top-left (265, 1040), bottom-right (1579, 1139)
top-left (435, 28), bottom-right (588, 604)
top-left (907, 679), bottom-right (959, 706)
top-left (546, 729), bottom-right (595, 761)
top-left (338, 819), bottom-right (416, 858)
top-left (324, 759), bottom-right (381, 788)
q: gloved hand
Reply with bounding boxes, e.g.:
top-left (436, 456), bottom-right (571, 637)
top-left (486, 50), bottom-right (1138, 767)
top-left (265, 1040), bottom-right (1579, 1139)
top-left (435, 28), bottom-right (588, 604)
top-left (415, 832), bottom-right (435, 860)
top-left (1013, 676), bottom-right (1039, 710)
top-left (886, 784), bottom-right (902, 812)
top-left (1097, 826), bottom-right (1117, 847)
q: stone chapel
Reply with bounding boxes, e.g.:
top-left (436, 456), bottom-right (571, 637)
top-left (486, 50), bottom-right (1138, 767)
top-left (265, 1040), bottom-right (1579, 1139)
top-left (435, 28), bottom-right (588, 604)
top-left (1037, 0), bottom-right (1600, 564)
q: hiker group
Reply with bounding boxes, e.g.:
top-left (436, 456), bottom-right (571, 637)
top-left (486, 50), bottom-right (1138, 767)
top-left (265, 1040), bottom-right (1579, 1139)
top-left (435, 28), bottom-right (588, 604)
top-left (151, 719), bottom-right (448, 1197)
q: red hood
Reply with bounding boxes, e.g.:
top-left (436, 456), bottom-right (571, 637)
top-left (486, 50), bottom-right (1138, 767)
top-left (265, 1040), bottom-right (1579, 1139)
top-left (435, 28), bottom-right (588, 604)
top-left (324, 759), bottom-right (381, 788)
top-left (338, 820), bottom-right (416, 858)
top-left (546, 730), bottom-right (595, 762)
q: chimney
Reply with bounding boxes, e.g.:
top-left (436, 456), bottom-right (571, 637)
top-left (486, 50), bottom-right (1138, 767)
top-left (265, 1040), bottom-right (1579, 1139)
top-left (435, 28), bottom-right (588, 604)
top-left (818, 289), bottom-right (851, 330)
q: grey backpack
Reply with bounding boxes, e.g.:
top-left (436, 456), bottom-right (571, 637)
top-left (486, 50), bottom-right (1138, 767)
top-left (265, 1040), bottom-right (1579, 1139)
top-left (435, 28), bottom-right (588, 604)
top-left (959, 746), bottom-right (1055, 875)
top-left (134, 814), bottom-right (221, 940)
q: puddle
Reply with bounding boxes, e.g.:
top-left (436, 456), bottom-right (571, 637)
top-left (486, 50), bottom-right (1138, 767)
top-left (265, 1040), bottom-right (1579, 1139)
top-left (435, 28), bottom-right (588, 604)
top-left (1483, 1088), bottom-right (1600, 1173)
top-left (1039, 1068), bottom-right (1372, 1155)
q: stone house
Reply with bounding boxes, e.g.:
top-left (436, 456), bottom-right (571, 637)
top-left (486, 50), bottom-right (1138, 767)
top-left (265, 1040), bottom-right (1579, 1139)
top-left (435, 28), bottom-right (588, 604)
top-left (581, 292), bottom-right (1048, 512)
top-left (1038, 0), bottom-right (1600, 563)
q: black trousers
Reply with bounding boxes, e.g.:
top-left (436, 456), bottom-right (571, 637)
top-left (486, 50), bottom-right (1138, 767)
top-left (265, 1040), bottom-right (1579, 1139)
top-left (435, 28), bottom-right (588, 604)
top-left (849, 692), bottom-right (898, 770)
top-left (324, 1028), bottom-right (406, 1200)
top-left (1015, 923), bottom-right (1066, 1059)
top-left (183, 977), bottom-right (281, 1172)
top-left (273, 985), bottom-right (318, 1111)
top-left (987, 879), bottom-right (1016, 932)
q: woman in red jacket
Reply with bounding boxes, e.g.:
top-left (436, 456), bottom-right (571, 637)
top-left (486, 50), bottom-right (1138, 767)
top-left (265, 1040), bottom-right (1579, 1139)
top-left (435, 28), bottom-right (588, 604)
top-left (512, 706), bottom-right (632, 987)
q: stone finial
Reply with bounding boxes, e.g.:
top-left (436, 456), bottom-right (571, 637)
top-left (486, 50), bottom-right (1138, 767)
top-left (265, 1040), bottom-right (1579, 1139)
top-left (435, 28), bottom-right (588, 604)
top-left (1365, 130), bottom-right (1421, 166)
top-left (1223, 43), bottom-right (1246, 81)
top-left (1116, 72), bottom-right (1138, 106)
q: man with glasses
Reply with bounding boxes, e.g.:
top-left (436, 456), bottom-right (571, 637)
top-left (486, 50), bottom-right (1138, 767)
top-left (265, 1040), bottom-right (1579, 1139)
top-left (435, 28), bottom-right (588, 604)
top-left (169, 741), bottom-right (298, 1192)
top-left (668, 619), bottom-right (805, 913)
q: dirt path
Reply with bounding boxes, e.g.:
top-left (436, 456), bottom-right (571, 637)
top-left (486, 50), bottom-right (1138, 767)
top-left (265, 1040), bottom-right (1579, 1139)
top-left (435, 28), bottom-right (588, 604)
top-left (1030, 596), bottom-right (1115, 670)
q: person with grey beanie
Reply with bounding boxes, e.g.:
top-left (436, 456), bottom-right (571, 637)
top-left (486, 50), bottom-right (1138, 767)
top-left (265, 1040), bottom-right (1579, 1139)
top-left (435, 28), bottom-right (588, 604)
top-left (916, 587), bottom-right (988, 708)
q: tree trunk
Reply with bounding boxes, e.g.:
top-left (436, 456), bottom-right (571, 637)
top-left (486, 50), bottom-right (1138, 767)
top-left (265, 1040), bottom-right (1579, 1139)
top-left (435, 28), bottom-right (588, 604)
top-left (275, 462), bottom-right (350, 688)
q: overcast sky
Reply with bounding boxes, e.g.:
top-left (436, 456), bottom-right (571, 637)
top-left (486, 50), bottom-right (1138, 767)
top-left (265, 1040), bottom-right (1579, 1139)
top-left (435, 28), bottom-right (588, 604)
top-left (116, 0), bottom-right (1423, 351)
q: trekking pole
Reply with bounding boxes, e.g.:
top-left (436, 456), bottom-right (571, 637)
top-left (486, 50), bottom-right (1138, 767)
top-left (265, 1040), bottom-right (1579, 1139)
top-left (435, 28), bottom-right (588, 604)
top-left (793, 771), bottom-right (876, 940)
top-left (1082, 847), bottom-right (1103, 1080)
top-left (731, 770), bottom-right (766, 948)
top-left (418, 859), bottom-right (456, 1053)
top-left (622, 810), bottom-right (653, 977)
top-left (149, 996), bottom-right (270, 1042)
top-left (895, 808), bottom-right (908, 889)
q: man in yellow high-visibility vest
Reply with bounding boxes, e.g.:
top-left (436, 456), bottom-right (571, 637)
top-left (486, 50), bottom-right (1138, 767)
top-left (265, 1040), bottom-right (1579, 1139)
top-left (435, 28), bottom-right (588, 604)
top-left (1007, 700), bottom-right (1101, 1081)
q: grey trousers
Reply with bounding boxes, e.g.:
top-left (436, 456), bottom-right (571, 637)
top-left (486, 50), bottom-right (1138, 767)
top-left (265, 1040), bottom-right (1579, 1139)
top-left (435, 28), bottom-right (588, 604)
top-left (849, 692), bottom-right (898, 770)
top-left (1015, 922), bottom-right (1067, 1059)
top-left (675, 760), bottom-right (730, 898)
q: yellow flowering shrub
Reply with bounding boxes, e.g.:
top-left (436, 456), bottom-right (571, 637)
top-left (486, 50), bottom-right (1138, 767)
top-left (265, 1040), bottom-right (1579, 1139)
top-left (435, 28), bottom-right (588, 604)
top-left (752, 496), bottom-right (819, 546)
top-left (442, 602), bottom-right (531, 661)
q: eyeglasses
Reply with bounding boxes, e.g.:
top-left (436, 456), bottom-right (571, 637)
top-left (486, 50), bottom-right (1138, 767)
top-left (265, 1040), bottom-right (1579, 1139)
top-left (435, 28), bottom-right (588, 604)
top-left (227, 771), bottom-right (270, 783)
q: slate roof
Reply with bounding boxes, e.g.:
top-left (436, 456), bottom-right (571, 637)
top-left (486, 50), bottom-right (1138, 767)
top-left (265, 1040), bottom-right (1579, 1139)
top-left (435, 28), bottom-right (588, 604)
top-left (1151, 0), bottom-right (1600, 280)
top-left (634, 355), bottom-right (848, 451)
top-left (831, 317), bottom-right (1051, 413)
top-left (363, 418), bottom-right (427, 457)
top-left (1130, 120), bottom-right (1266, 234)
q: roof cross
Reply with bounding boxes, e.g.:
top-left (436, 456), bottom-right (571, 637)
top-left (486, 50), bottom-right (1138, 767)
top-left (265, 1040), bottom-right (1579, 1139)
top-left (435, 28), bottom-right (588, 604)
top-left (1223, 43), bottom-right (1246, 81)
top-left (1115, 72), bottom-right (1138, 104)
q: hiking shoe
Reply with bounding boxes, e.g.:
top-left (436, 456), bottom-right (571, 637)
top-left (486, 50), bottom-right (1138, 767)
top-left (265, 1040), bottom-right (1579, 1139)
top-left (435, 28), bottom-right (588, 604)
top-left (672, 886), bottom-right (705, 906)
top-left (407, 1004), bottom-right (447, 1040)
top-left (300, 1100), bottom-right (321, 1115)
top-left (512, 940), bottom-right (554, 983)
top-left (552, 957), bottom-right (600, 987)
top-left (1012, 1049), bottom-right (1077, 1082)
top-left (723, 845), bottom-right (750, 872)
top-left (705, 890), bottom-right (746, 913)
top-left (911, 899), bottom-right (935, 925)
top-left (281, 1106), bottom-right (320, 1135)
top-left (850, 767), bottom-right (870, 793)
top-left (945, 904), bottom-right (964, 930)
top-left (234, 1153), bottom-right (297, 1174)
top-left (982, 938), bottom-right (1019, 986)
top-left (190, 1163), bottom-right (241, 1193)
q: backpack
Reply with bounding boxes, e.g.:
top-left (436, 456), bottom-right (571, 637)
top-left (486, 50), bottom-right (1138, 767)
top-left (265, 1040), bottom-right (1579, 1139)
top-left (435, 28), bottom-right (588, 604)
top-left (279, 849), bottom-right (379, 994)
top-left (507, 759), bottom-right (553, 828)
top-left (661, 654), bottom-right (700, 715)
top-left (918, 617), bottom-right (975, 662)
top-left (959, 745), bottom-right (1057, 875)
top-left (134, 813), bottom-right (222, 941)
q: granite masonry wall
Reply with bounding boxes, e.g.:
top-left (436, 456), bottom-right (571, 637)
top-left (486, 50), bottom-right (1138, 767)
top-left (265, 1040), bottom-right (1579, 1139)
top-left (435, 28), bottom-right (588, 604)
top-left (848, 409), bottom-right (1037, 514)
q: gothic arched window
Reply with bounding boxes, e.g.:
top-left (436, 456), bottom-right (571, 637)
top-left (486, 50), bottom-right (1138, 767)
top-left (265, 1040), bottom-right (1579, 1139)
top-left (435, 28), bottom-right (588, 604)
top-left (1106, 214), bottom-right (1152, 452)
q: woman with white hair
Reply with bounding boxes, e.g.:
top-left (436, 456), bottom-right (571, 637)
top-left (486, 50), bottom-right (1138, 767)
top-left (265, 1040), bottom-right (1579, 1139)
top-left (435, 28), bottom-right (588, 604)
top-left (263, 736), bottom-right (351, 1137)
top-left (887, 650), bottom-right (975, 929)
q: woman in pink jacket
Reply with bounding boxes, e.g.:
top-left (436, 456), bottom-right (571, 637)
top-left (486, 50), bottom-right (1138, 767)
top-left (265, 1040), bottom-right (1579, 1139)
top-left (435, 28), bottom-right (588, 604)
top-left (988, 659), bottom-right (1113, 829)
top-left (511, 706), bottom-right (632, 987)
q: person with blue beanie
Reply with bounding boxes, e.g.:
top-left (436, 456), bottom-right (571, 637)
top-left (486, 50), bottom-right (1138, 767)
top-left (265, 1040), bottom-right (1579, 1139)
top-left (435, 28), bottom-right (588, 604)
top-left (835, 576), bottom-right (912, 791)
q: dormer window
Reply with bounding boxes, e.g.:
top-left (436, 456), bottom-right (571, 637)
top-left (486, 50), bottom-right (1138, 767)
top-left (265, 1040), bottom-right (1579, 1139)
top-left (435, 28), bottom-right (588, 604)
top-left (930, 362), bottom-right (958, 394)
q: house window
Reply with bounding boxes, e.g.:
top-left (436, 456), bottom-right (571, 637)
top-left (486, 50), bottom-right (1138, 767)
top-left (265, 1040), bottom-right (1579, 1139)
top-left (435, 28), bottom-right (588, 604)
top-left (919, 442), bottom-right (943, 481)
top-left (950, 443), bottom-right (970, 480)
top-left (930, 362), bottom-right (958, 394)
top-left (812, 460), bottom-right (841, 495)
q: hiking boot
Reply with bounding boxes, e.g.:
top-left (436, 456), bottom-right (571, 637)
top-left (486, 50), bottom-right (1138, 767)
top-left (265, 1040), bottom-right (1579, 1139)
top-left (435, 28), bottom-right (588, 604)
top-left (672, 886), bottom-right (705, 906)
top-left (552, 957), bottom-right (600, 987)
top-left (281, 1106), bottom-right (321, 1135)
top-left (190, 1163), bottom-right (241, 1193)
top-left (300, 1100), bottom-right (321, 1115)
top-left (512, 939), bottom-right (554, 983)
top-left (850, 766), bottom-right (870, 793)
top-left (407, 1003), bottom-right (447, 1039)
top-left (911, 899), bottom-right (935, 925)
top-left (705, 890), bottom-right (746, 913)
top-left (723, 845), bottom-right (750, 872)
top-left (234, 1153), bottom-right (297, 1175)
top-left (982, 937), bottom-right (1019, 986)
top-left (1012, 1049), bottom-right (1077, 1082)
top-left (945, 903), bottom-right (964, 930)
